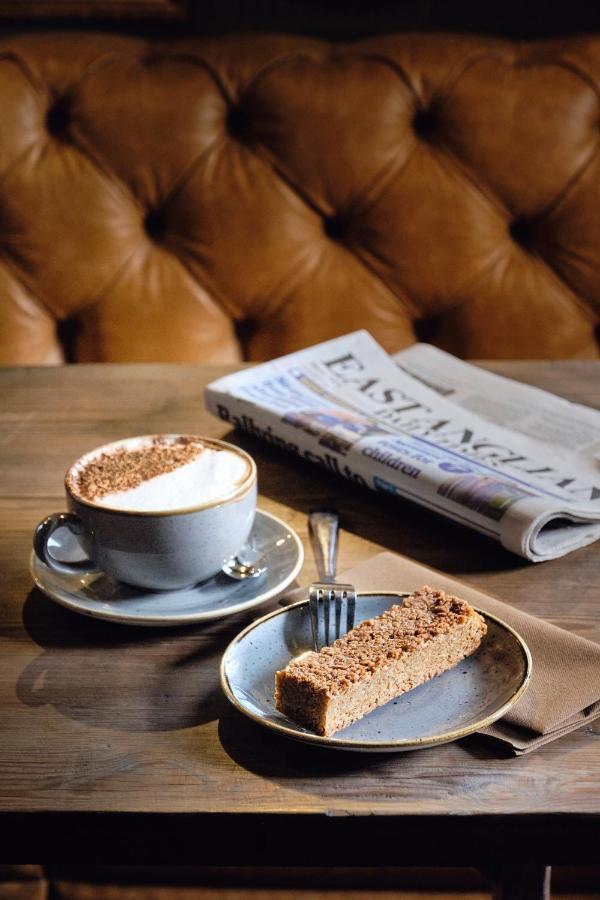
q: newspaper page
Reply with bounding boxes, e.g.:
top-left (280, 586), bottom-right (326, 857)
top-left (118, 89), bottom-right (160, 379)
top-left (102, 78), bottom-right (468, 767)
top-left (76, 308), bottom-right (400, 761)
top-left (205, 331), bottom-right (600, 561)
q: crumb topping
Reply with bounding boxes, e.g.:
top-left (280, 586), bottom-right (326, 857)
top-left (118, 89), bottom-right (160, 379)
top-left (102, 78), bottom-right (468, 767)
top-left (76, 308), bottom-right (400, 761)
top-left (284, 587), bottom-right (484, 696)
top-left (68, 436), bottom-right (207, 502)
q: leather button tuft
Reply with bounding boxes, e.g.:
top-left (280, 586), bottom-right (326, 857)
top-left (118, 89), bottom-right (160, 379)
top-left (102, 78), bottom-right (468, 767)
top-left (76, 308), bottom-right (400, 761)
top-left (142, 52), bottom-right (165, 66)
top-left (509, 217), bottom-right (534, 248)
top-left (412, 107), bottom-right (436, 140)
top-left (144, 208), bottom-right (166, 241)
top-left (226, 106), bottom-right (249, 141)
top-left (46, 96), bottom-right (71, 140)
top-left (414, 318), bottom-right (439, 343)
top-left (323, 216), bottom-right (346, 240)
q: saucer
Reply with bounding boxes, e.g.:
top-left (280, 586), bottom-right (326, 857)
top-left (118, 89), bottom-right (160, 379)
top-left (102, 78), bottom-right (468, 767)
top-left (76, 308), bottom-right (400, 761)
top-left (30, 509), bottom-right (304, 627)
top-left (221, 593), bottom-right (531, 752)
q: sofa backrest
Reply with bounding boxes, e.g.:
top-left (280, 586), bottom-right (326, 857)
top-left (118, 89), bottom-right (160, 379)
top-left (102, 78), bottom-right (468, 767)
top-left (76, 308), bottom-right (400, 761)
top-left (1, 32), bottom-right (599, 363)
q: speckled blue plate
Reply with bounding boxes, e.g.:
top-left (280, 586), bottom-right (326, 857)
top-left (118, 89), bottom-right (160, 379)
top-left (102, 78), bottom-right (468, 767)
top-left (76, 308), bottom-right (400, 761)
top-left (221, 593), bottom-right (532, 751)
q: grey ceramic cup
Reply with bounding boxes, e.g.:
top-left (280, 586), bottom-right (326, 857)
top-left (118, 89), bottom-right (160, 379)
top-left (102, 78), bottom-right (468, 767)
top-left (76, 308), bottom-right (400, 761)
top-left (33, 435), bottom-right (257, 590)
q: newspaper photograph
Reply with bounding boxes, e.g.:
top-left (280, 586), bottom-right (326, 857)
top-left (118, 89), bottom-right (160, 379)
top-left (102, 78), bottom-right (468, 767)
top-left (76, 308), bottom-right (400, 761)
top-left (205, 331), bottom-right (600, 562)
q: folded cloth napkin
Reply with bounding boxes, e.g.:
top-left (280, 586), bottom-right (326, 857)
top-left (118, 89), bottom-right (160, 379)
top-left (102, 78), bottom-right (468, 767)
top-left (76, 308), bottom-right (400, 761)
top-left (291, 552), bottom-right (600, 755)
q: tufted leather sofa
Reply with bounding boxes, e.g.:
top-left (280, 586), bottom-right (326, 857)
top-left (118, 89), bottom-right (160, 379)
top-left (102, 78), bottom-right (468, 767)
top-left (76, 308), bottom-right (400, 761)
top-left (1, 31), bottom-right (600, 364)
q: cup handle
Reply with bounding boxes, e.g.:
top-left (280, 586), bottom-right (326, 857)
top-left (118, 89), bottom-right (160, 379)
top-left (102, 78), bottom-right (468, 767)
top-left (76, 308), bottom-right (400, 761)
top-left (33, 512), bottom-right (95, 575)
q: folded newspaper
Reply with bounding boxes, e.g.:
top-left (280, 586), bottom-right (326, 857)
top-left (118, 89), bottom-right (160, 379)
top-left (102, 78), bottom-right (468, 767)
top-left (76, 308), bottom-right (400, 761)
top-left (205, 331), bottom-right (600, 561)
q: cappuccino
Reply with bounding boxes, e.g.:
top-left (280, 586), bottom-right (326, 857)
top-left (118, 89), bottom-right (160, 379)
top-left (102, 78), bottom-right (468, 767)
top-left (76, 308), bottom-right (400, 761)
top-left (67, 435), bottom-right (251, 513)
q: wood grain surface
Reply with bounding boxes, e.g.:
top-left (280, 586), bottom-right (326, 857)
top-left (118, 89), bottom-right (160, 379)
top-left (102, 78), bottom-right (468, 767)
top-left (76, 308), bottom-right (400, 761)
top-left (0, 362), bottom-right (599, 862)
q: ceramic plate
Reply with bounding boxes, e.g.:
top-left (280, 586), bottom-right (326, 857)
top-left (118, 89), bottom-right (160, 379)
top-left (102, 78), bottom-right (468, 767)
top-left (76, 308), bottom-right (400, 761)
top-left (221, 592), bottom-right (532, 751)
top-left (30, 509), bottom-right (303, 626)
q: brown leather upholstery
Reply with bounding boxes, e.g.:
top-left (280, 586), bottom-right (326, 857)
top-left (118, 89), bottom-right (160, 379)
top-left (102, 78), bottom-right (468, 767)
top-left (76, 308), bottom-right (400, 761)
top-left (1, 32), bottom-right (599, 364)
top-left (1, 865), bottom-right (599, 898)
top-left (0, 866), bottom-right (46, 899)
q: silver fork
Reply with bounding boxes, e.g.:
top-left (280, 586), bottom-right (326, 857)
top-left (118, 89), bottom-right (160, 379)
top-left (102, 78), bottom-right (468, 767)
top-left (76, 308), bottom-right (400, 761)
top-left (308, 510), bottom-right (356, 652)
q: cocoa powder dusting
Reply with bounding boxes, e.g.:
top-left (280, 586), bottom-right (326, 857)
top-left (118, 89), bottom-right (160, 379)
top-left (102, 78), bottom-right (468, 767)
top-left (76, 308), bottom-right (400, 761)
top-left (68, 436), bottom-right (206, 502)
top-left (285, 587), bottom-right (486, 696)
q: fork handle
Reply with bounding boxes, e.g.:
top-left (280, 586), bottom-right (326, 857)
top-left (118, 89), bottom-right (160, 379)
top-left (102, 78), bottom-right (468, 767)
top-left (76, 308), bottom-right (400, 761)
top-left (308, 510), bottom-right (339, 583)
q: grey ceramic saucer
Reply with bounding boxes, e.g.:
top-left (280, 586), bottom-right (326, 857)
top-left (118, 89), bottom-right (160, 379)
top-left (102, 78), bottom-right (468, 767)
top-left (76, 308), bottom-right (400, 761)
top-left (221, 592), bottom-right (532, 751)
top-left (30, 509), bottom-right (303, 627)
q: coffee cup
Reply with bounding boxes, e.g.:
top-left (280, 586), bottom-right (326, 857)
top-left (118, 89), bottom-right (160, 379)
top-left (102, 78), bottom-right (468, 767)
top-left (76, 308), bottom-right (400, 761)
top-left (33, 435), bottom-right (257, 590)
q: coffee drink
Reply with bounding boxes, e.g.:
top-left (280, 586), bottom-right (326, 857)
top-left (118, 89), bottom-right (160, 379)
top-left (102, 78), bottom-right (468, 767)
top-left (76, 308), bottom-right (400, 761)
top-left (34, 435), bottom-right (257, 590)
top-left (67, 435), bottom-right (251, 513)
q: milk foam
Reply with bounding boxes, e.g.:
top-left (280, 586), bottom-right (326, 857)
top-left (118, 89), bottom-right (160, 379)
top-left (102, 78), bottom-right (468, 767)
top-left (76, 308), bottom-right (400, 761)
top-left (93, 444), bottom-right (249, 512)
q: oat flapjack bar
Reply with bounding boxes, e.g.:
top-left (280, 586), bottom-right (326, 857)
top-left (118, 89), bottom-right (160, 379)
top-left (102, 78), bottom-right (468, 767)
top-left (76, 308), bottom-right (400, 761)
top-left (275, 586), bottom-right (487, 736)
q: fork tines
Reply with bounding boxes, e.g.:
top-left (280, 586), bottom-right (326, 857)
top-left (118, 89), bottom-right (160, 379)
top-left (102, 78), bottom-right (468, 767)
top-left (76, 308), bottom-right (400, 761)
top-left (309, 582), bottom-right (356, 652)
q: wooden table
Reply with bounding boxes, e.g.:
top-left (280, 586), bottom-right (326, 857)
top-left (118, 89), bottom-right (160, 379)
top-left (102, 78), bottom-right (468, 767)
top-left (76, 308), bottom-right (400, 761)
top-left (1, 362), bottom-right (599, 898)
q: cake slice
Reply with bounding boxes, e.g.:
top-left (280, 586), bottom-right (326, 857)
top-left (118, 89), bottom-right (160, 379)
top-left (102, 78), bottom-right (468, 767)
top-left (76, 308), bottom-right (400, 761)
top-left (275, 586), bottom-right (487, 736)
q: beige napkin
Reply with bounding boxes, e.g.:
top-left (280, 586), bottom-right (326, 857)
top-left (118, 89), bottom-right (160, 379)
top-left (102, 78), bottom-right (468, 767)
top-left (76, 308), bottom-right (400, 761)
top-left (292, 552), bottom-right (600, 755)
